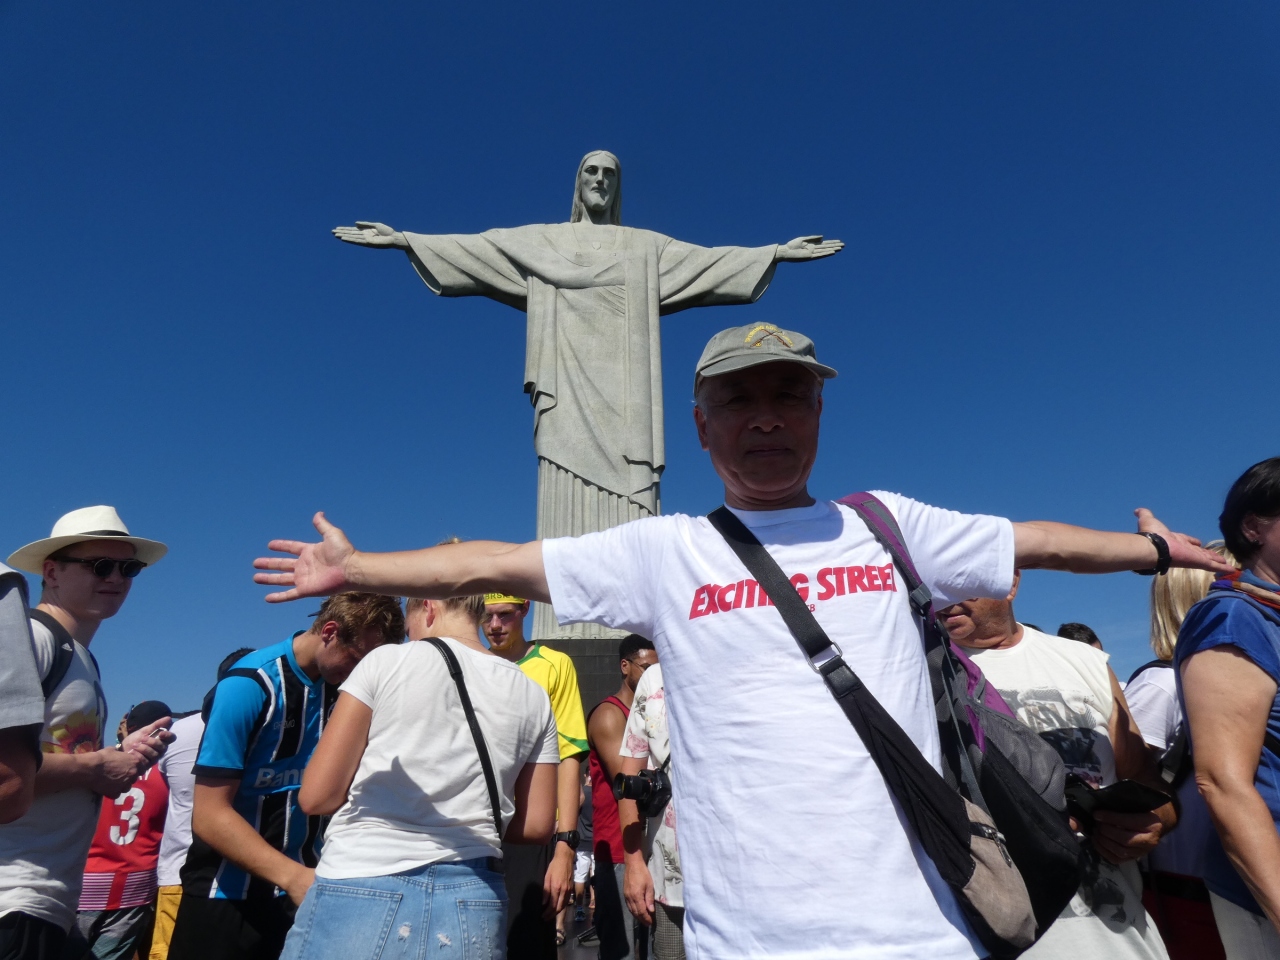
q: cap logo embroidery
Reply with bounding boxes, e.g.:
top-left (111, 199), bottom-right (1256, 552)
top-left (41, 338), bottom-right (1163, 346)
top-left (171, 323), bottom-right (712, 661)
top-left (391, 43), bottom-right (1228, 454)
top-left (744, 324), bottom-right (794, 348)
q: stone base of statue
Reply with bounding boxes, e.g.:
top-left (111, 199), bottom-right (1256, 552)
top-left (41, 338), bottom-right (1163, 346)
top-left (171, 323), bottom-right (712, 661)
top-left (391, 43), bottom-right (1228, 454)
top-left (533, 458), bottom-right (656, 708)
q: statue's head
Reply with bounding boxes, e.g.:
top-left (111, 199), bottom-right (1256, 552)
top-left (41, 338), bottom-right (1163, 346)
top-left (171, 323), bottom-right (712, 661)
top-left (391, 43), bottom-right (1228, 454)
top-left (570, 150), bottom-right (622, 225)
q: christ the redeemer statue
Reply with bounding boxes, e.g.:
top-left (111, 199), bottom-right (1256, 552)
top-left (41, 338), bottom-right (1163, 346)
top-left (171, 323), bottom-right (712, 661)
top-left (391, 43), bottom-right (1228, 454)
top-left (334, 150), bottom-right (842, 640)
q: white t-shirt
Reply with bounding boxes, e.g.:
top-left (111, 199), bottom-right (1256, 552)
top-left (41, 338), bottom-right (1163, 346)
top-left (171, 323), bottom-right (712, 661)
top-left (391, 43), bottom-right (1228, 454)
top-left (1124, 664), bottom-right (1213, 881)
top-left (317, 638), bottom-right (560, 880)
top-left (155, 713), bottom-right (205, 887)
top-left (619, 664), bottom-right (682, 908)
top-left (544, 494), bottom-right (1015, 960)
top-left (0, 619), bottom-right (107, 930)
top-left (968, 628), bottom-right (1169, 960)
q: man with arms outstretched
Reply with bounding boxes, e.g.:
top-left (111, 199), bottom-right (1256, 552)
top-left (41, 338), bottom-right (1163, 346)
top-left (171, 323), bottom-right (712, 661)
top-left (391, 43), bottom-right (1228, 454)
top-left (254, 323), bottom-right (1231, 960)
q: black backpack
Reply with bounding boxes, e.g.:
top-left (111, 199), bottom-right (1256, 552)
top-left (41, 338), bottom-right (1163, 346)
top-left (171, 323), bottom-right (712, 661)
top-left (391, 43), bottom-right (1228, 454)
top-left (29, 608), bottom-right (89, 699)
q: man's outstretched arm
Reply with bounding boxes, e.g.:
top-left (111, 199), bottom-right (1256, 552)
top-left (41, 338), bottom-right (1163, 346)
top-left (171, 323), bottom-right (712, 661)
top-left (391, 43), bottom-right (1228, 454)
top-left (253, 513), bottom-right (548, 603)
top-left (1013, 508), bottom-right (1235, 575)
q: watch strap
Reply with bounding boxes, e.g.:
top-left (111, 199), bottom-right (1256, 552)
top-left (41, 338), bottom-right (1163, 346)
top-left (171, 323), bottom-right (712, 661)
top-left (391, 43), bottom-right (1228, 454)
top-left (554, 830), bottom-right (580, 850)
top-left (1135, 532), bottom-right (1171, 576)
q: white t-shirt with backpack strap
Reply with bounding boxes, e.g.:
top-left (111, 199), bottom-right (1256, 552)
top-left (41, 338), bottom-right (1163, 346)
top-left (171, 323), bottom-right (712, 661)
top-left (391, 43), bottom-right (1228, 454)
top-left (544, 493), bottom-right (1015, 960)
top-left (0, 614), bottom-right (107, 930)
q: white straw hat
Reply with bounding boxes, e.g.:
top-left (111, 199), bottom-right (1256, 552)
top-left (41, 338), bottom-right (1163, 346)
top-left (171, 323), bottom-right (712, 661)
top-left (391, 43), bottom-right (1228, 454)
top-left (7, 506), bottom-right (168, 575)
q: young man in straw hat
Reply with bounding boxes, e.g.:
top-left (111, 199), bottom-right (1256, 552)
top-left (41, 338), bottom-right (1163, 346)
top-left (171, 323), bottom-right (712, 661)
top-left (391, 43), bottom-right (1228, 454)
top-left (253, 323), bottom-right (1232, 960)
top-left (0, 506), bottom-right (174, 960)
top-left (482, 593), bottom-right (588, 959)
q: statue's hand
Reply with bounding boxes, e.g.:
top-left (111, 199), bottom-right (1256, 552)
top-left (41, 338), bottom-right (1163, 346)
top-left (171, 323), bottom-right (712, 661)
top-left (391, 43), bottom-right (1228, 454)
top-left (332, 221), bottom-right (408, 249)
top-left (777, 235), bottom-right (845, 262)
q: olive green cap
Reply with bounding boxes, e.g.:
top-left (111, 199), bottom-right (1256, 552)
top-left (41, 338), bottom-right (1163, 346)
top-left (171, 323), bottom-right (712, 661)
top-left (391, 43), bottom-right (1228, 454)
top-left (695, 323), bottom-right (838, 386)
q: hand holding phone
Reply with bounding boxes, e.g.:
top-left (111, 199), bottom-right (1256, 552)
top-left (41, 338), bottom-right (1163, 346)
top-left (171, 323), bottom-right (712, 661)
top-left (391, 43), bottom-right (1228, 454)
top-left (1065, 774), bottom-right (1173, 864)
top-left (1066, 775), bottom-right (1172, 823)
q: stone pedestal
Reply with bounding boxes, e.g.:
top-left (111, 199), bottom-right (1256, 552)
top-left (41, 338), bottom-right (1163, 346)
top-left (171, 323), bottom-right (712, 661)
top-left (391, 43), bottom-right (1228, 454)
top-left (532, 458), bottom-right (657, 715)
top-left (536, 635), bottom-right (622, 722)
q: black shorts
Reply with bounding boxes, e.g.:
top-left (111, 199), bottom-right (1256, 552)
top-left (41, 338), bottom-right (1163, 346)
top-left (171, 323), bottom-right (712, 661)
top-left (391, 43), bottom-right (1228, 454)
top-left (166, 895), bottom-right (296, 960)
top-left (502, 840), bottom-right (556, 960)
top-left (0, 912), bottom-right (65, 960)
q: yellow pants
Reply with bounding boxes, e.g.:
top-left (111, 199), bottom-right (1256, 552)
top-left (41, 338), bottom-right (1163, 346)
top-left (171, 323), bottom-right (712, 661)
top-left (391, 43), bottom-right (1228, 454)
top-left (148, 886), bottom-right (182, 960)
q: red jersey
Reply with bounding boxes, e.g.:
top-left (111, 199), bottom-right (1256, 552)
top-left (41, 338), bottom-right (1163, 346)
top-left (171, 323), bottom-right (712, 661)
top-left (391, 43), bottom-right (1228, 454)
top-left (587, 696), bottom-right (629, 865)
top-left (79, 763), bottom-right (169, 910)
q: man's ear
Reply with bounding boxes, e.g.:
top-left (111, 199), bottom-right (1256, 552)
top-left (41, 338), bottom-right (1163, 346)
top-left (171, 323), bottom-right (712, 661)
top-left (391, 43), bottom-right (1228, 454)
top-left (1007, 571), bottom-right (1022, 603)
top-left (519, 600), bottom-right (530, 617)
top-left (693, 405), bottom-right (710, 451)
top-left (423, 600), bottom-right (438, 628)
top-left (319, 620), bottom-right (342, 645)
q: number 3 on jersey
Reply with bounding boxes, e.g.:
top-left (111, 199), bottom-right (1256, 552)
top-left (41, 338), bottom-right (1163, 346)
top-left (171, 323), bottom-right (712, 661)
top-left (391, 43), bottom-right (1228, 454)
top-left (110, 786), bottom-right (146, 845)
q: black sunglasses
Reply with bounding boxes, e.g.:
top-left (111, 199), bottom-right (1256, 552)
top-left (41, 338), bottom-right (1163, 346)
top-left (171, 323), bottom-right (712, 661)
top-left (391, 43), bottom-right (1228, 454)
top-left (57, 557), bottom-right (147, 579)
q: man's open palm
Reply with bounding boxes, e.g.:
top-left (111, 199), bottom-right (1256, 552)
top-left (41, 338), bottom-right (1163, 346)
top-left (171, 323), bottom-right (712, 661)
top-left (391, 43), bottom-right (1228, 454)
top-left (1134, 508), bottom-right (1236, 574)
top-left (253, 512), bottom-right (354, 602)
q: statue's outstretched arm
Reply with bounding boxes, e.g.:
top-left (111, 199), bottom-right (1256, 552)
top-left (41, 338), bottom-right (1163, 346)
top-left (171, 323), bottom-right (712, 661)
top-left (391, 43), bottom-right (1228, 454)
top-left (332, 221), bottom-right (409, 250)
top-left (775, 235), bottom-right (844, 262)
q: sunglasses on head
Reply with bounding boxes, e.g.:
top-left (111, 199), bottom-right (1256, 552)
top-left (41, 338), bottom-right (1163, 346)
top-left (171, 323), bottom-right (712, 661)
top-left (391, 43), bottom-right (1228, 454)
top-left (57, 557), bottom-right (147, 579)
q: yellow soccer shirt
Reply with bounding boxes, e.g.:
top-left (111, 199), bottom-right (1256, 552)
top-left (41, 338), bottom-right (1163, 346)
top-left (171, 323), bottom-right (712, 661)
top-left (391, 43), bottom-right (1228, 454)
top-left (517, 644), bottom-right (589, 761)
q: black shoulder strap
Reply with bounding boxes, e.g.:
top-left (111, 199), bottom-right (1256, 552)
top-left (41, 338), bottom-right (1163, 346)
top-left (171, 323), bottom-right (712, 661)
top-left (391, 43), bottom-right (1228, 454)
top-left (425, 638), bottom-right (505, 841)
top-left (706, 507), bottom-right (973, 883)
top-left (201, 667), bottom-right (272, 728)
top-left (1127, 659), bottom-right (1172, 686)
top-left (29, 609), bottom-right (77, 700)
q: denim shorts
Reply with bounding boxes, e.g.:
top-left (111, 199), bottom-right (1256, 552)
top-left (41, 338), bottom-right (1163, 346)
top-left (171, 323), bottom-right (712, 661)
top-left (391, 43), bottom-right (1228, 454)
top-left (280, 859), bottom-right (507, 960)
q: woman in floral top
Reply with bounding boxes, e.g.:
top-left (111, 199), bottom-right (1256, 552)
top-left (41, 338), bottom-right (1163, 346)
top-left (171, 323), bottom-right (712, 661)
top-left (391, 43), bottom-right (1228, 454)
top-left (618, 664), bottom-right (684, 959)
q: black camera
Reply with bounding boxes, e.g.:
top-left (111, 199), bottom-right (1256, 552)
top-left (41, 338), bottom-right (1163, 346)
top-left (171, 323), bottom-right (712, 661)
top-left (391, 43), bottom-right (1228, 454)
top-left (612, 767), bottom-right (672, 819)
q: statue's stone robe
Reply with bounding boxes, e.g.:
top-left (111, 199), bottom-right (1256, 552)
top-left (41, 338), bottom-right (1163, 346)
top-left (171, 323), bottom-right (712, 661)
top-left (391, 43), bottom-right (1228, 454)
top-left (403, 221), bottom-right (777, 639)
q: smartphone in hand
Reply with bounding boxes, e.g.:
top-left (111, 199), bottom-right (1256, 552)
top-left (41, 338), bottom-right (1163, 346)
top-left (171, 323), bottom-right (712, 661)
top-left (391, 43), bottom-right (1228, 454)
top-left (1065, 774), bottom-right (1171, 827)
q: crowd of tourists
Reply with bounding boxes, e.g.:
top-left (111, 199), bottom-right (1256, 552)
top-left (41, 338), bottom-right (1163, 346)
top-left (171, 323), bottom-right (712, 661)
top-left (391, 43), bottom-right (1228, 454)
top-left (1, 323), bottom-right (1277, 960)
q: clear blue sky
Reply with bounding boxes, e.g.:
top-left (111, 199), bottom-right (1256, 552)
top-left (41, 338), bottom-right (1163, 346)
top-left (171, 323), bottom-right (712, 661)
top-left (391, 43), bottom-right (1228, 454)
top-left (1, 2), bottom-right (1275, 714)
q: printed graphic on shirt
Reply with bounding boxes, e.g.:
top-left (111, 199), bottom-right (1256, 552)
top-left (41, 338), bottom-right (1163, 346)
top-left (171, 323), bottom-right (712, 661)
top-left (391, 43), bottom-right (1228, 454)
top-left (34, 632), bottom-right (107, 756)
top-left (81, 765), bottom-right (169, 910)
top-left (44, 709), bottom-right (104, 755)
top-left (688, 564), bottom-right (897, 619)
top-left (620, 667), bottom-right (681, 907)
top-left (1002, 684), bottom-right (1111, 788)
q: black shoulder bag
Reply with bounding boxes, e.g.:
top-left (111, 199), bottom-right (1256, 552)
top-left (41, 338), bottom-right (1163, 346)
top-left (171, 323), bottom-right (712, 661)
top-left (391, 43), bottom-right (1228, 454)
top-left (424, 637), bottom-right (505, 842)
top-left (708, 507), bottom-right (1046, 957)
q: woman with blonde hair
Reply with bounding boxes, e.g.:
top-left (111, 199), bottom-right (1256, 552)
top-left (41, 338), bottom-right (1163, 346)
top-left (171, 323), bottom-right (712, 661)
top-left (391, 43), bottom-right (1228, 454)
top-left (1128, 545), bottom-right (1235, 959)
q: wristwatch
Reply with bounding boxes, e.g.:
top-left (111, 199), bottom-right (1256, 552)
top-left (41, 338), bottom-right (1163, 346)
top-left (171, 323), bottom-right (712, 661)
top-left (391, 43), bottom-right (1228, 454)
top-left (553, 830), bottom-right (581, 851)
top-left (1134, 532), bottom-right (1171, 576)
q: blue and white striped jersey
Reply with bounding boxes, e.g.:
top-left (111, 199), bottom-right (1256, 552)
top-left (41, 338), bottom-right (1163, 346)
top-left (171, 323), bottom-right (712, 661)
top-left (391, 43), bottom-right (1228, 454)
top-left (181, 635), bottom-right (336, 900)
